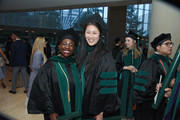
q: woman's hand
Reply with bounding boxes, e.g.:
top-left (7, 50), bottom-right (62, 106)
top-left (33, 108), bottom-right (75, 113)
top-left (5, 59), bottom-right (9, 64)
top-left (124, 65), bottom-right (138, 73)
top-left (95, 112), bottom-right (103, 120)
top-left (49, 113), bottom-right (58, 120)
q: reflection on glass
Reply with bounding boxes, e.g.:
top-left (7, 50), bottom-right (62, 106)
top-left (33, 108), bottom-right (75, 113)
top-left (0, 7), bottom-right (108, 31)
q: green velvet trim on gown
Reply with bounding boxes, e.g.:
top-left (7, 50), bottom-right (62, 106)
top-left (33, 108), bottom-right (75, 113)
top-left (164, 71), bottom-right (180, 120)
top-left (150, 54), bottom-right (171, 73)
top-left (54, 59), bottom-right (82, 120)
top-left (120, 50), bottom-right (142, 118)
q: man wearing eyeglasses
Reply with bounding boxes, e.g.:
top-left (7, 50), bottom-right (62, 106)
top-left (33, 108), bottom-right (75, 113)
top-left (133, 33), bottom-right (175, 120)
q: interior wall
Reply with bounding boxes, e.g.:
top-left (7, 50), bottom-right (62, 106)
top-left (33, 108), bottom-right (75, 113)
top-left (148, 0), bottom-right (180, 70)
top-left (148, 1), bottom-right (180, 58)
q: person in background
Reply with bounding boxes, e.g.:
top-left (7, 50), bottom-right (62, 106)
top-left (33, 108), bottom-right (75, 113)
top-left (23, 38), bottom-right (32, 75)
top-left (27, 36), bottom-right (47, 98)
top-left (9, 31), bottom-right (29, 94)
top-left (55, 41), bottom-right (61, 55)
top-left (133, 33), bottom-right (175, 120)
top-left (112, 37), bottom-right (124, 60)
top-left (76, 18), bottom-right (120, 119)
top-left (0, 47), bottom-right (9, 88)
top-left (28, 28), bottom-right (82, 120)
top-left (5, 36), bottom-right (12, 63)
top-left (139, 43), bottom-right (143, 54)
top-left (5, 37), bottom-right (13, 83)
top-left (45, 38), bottom-right (51, 59)
top-left (116, 30), bottom-right (144, 120)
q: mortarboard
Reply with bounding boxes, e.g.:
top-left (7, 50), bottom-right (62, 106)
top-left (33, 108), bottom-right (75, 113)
top-left (57, 28), bottom-right (79, 46)
top-left (151, 33), bottom-right (171, 49)
top-left (126, 30), bottom-right (140, 41)
top-left (80, 13), bottom-right (108, 33)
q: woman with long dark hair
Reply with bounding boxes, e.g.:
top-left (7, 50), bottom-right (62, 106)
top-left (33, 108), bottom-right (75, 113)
top-left (76, 19), bottom-right (120, 120)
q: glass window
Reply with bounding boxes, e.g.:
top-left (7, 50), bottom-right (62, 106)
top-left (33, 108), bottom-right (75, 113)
top-left (145, 4), bottom-right (150, 10)
top-left (144, 10), bottom-right (149, 24)
top-left (139, 4), bottom-right (144, 9)
top-left (126, 3), bottom-right (152, 37)
top-left (82, 8), bottom-right (87, 13)
top-left (138, 9), bottom-right (143, 22)
top-left (134, 5), bottom-right (138, 9)
top-left (0, 7), bottom-right (108, 31)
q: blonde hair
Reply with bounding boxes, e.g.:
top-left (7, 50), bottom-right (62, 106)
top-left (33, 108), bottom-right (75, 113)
top-left (30, 37), bottom-right (47, 67)
top-left (124, 42), bottom-right (140, 59)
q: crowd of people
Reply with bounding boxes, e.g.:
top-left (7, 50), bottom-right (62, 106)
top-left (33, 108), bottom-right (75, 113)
top-left (0, 13), bottom-right (179, 120)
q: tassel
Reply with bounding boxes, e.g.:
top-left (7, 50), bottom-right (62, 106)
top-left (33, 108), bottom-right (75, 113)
top-left (68, 91), bottom-right (70, 102)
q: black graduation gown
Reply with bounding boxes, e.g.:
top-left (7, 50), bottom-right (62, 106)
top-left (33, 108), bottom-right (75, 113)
top-left (112, 46), bottom-right (120, 60)
top-left (116, 50), bottom-right (144, 118)
top-left (133, 54), bottom-right (172, 120)
top-left (164, 71), bottom-right (180, 120)
top-left (80, 48), bottom-right (120, 119)
top-left (28, 57), bottom-right (81, 120)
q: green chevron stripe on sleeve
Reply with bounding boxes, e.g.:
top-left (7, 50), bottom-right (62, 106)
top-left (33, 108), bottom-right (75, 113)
top-left (100, 80), bottom-right (117, 86)
top-left (100, 87), bottom-right (117, 94)
top-left (135, 78), bottom-right (147, 85)
top-left (133, 84), bottom-right (146, 92)
top-left (100, 72), bottom-right (117, 79)
top-left (136, 71), bottom-right (148, 76)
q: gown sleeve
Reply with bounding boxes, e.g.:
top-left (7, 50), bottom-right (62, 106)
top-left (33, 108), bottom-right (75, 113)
top-left (133, 59), bottom-right (160, 104)
top-left (89, 52), bottom-right (120, 115)
top-left (115, 51), bottom-right (124, 74)
top-left (27, 61), bottom-right (56, 114)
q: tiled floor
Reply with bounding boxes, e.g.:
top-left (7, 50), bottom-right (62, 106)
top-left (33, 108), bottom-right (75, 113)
top-left (0, 67), bottom-right (43, 120)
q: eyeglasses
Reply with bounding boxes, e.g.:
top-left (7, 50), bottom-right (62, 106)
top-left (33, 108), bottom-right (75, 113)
top-left (162, 42), bottom-right (174, 47)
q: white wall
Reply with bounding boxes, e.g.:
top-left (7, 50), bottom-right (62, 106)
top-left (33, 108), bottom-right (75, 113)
top-left (148, 0), bottom-right (180, 69)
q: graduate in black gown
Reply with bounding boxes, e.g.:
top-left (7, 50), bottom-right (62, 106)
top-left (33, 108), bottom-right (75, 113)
top-left (133, 33), bottom-right (175, 120)
top-left (112, 37), bottom-right (124, 60)
top-left (76, 14), bottom-right (120, 120)
top-left (164, 71), bottom-right (180, 120)
top-left (116, 31), bottom-right (144, 119)
top-left (28, 28), bottom-right (82, 120)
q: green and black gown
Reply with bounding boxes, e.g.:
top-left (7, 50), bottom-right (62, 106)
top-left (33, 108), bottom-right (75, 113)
top-left (28, 56), bottom-right (82, 120)
top-left (116, 50), bottom-right (144, 118)
top-left (80, 47), bottom-right (120, 119)
top-left (164, 71), bottom-right (180, 120)
top-left (133, 54), bottom-right (172, 120)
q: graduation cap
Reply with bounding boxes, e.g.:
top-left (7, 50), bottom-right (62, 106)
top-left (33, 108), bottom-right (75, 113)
top-left (126, 30), bottom-right (140, 41)
top-left (126, 30), bottom-right (142, 50)
top-left (57, 28), bottom-right (79, 46)
top-left (114, 37), bottom-right (121, 44)
top-left (80, 13), bottom-right (108, 33)
top-left (151, 33), bottom-right (171, 49)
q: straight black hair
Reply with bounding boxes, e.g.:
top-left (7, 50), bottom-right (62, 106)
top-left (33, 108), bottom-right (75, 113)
top-left (76, 20), bottom-right (109, 74)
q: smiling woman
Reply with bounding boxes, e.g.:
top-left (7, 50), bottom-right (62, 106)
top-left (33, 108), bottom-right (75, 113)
top-left (76, 14), bottom-right (120, 120)
top-left (59, 37), bottom-right (76, 58)
top-left (85, 24), bottom-right (100, 46)
top-left (27, 28), bottom-right (82, 120)
top-left (116, 30), bottom-right (145, 119)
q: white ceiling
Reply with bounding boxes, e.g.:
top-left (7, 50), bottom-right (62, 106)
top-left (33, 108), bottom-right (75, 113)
top-left (0, 0), bottom-right (152, 13)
